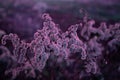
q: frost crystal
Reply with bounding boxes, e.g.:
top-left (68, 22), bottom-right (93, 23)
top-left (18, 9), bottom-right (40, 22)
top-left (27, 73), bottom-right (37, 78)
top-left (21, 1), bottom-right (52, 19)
top-left (0, 13), bottom-right (120, 79)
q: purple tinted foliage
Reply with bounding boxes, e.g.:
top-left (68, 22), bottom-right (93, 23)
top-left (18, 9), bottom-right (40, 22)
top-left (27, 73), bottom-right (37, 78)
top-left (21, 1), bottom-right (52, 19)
top-left (0, 13), bottom-right (120, 80)
top-left (1, 33), bottom-right (29, 63)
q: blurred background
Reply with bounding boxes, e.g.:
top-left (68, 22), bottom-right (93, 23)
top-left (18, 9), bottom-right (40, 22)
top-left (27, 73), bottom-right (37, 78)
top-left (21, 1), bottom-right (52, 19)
top-left (0, 0), bottom-right (120, 41)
